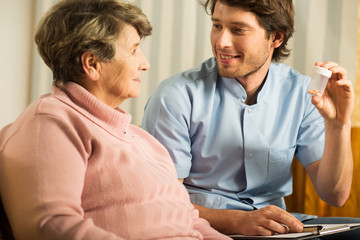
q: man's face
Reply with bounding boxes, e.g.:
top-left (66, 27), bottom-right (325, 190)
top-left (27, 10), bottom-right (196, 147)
top-left (210, 2), bottom-right (274, 80)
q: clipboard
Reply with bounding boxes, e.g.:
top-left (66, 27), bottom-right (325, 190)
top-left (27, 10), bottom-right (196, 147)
top-left (228, 223), bottom-right (360, 239)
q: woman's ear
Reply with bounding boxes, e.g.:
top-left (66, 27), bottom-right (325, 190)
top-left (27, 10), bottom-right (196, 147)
top-left (271, 31), bottom-right (284, 48)
top-left (81, 52), bottom-right (100, 81)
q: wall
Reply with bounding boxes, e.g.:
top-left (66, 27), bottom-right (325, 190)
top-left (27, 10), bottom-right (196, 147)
top-left (0, 0), bottom-right (35, 128)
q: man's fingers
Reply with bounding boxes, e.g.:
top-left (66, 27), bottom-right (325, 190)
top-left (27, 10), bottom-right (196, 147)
top-left (261, 205), bottom-right (304, 233)
top-left (264, 220), bottom-right (290, 234)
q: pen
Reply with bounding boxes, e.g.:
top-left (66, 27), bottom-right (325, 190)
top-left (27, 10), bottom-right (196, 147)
top-left (288, 225), bottom-right (323, 233)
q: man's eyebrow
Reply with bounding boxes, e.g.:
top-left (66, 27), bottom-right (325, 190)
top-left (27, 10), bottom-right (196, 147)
top-left (211, 17), bottom-right (251, 27)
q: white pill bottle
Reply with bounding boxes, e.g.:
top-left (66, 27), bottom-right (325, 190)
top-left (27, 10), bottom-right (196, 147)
top-left (308, 66), bottom-right (332, 97)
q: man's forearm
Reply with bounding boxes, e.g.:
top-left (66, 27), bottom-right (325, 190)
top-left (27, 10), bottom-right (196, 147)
top-left (315, 121), bottom-right (353, 206)
top-left (192, 203), bottom-right (237, 234)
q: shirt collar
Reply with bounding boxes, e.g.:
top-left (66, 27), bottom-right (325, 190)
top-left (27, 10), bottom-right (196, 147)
top-left (219, 63), bottom-right (275, 105)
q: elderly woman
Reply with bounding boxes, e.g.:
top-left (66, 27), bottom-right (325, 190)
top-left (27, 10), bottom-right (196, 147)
top-left (0, 0), bottom-right (230, 239)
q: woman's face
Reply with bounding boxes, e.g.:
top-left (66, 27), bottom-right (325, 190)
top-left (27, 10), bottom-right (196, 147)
top-left (98, 24), bottom-right (150, 107)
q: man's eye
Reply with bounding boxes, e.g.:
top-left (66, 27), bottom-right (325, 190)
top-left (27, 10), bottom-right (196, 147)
top-left (212, 24), bottom-right (222, 29)
top-left (233, 28), bottom-right (245, 34)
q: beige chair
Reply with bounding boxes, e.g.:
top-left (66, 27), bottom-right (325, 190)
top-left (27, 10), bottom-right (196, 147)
top-left (0, 199), bottom-right (15, 240)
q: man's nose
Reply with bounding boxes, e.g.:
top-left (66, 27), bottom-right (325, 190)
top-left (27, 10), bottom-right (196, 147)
top-left (217, 29), bottom-right (232, 48)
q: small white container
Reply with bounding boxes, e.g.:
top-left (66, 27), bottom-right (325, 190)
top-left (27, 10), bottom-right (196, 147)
top-left (308, 66), bottom-right (332, 97)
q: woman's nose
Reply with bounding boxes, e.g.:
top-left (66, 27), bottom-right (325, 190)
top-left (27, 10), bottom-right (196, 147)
top-left (140, 54), bottom-right (150, 71)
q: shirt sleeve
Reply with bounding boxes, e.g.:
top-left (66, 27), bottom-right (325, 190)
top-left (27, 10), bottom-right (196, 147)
top-left (0, 115), bottom-right (124, 240)
top-left (142, 81), bottom-right (193, 178)
top-left (295, 96), bottom-right (325, 167)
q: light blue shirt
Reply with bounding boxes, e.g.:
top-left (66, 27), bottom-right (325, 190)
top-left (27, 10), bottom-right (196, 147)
top-left (142, 57), bottom-right (324, 212)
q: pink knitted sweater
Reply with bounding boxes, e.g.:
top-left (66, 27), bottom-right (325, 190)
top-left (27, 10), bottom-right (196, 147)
top-left (0, 82), bottom-right (230, 240)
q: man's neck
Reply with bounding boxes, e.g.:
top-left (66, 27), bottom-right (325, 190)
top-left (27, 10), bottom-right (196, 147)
top-left (236, 62), bottom-right (270, 105)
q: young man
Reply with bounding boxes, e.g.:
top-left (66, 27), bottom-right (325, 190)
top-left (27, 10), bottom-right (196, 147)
top-left (142, 0), bottom-right (359, 237)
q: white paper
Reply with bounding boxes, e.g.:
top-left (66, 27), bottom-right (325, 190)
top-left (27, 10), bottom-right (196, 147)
top-left (228, 223), bottom-right (360, 239)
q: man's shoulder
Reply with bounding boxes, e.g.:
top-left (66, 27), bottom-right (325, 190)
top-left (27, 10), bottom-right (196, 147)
top-left (270, 62), bottom-right (308, 81)
top-left (160, 57), bottom-right (218, 89)
top-left (146, 58), bottom-right (218, 110)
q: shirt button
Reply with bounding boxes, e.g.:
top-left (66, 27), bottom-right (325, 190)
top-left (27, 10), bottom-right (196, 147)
top-left (247, 109), bottom-right (252, 113)
top-left (248, 153), bottom-right (253, 159)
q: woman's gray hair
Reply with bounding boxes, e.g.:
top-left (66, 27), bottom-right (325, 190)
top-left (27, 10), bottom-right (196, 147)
top-left (35, 0), bottom-right (152, 87)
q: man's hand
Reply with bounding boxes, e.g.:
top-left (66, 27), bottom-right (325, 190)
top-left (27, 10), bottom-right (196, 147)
top-left (305, 61), bottom-right (353, 207)
top-left (237, 205), bottom-right (304, 236)
top-left (194, 204), bottom-right (304, 236)
top-left (310, 61), bottom-right (354, 127)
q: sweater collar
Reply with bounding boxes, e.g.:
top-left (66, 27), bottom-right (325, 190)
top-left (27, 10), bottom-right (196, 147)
top-left (52, 82), bottom-right (133, 140)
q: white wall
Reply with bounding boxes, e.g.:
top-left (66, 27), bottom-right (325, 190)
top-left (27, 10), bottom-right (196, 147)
top-left (0, 0), bottom-right (35, 128)
top-left (284, 0), bottom-right (358, 80)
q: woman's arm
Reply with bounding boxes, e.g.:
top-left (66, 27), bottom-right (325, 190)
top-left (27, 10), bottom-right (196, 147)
top-left (0, 115), bottom-right (122, 240)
